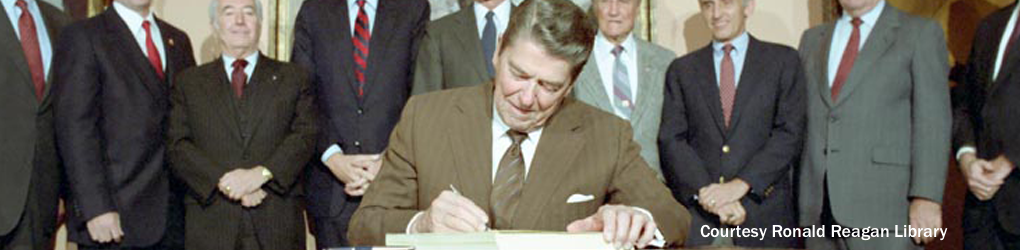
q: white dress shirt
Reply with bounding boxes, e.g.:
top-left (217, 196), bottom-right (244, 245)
top-left (222, 51), bottom-right (259, 84)
top-left (112, 1), bottom-right (165, 71)
top-left (827, 0), bottom-right (885, 87)
top-left (593, 32), bottom-right (639, 117)
top-left (347, 0), bottom-right (377, 36)
top-left (957, 4), bottom-right (1020, 160)
top-left (712, 31), bottom-right (750, 88)
top-left (321, 0), bottom-right (381, 162)
top-left (473, 0), bottom-right (511, 40)
top-left (490, 105), bottom-right (543, 181)
top-left (3, 0), bottom-right (54, 78)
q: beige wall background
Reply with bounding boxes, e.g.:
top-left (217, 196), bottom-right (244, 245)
top-left (650, 0), bottom-right (824, 54)
top-left (152, 0), bottom-right (274, 63)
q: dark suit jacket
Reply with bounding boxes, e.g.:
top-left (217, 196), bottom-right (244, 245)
top-left (954, 3), bottom-right (1020, 236)
top-left (0, 0), bottom-right (70, 237)
top-left (411, 4), bottom-right (509, 94)
top-left (349, 83), bottom-right (691, 247)
top-left (167, 55), bottom-right (317, 250)
top-left (659, 36), bottom-right (805, 247)
top-left (51, 8), bottom-right (196, 247)
top-left (291, 0), bottom-right (429, 219)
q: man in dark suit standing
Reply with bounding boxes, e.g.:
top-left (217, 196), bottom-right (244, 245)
top-left (954, 3), bottom-right (1020, 250)
top-left (0, 0), bottom-right (69, 249)
top-left (411, 0), bottom-right (511, 94)
top-left (167, 0), bottom-right (318, 248)
top-left (798, 0), bottom-right (950, 249)
top-left (659, 0), bottom-right (804, 247)
top-left (291, 0), bottom-right (428, 247)
top-left (51, 0), bottom-right (196, 249)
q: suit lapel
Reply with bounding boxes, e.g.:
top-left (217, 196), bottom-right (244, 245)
top-left (693, 46), bottom-right (727, 135)
top-left (207, 59), bottom-right (245, 144)
top-left (833, 6), bottom-right (900, 106)
top-left (576, 54), bottom-right (614, 112)
top-left (327, 0), bottom-right (360, 103)
top-left (38, 3), bottom-right (63, 101)
top-left (452, 8), bottom-right (488, 82)
top-left (102, 9), bottom-right (167, 98)
top-left (156, 18), bottom-right (180, 87)
top-left (815, 23), bottom-right (836, 108)
top-left (363, 0), bottom-right (395, 99)
top-left (727, 37), bottom-right (766, 131)
top-left (451, 83), bottom-right (495, 216)
top-left (0, 3), bottom-right (35, 101)
top-left (631, 41), bottom-right (663, 129)
top-left (515, 98), bottom-right (586, 228)
top-left (241, 55), bottom-right (281, 148)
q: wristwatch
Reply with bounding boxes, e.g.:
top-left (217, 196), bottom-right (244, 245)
top-left (260, 167), bottom-right (274, 181)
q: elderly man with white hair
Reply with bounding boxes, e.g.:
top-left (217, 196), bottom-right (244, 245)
top-left (166, 0), bottom-right (318, 249)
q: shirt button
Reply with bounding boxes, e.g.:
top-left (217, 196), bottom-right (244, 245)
top-left (722, 145), bottom-right (730, 153)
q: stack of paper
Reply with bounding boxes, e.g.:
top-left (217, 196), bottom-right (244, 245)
top-left (386, 231), bottom-right (615, 250)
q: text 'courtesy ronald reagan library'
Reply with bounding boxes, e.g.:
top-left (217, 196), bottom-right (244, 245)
top-left (700, 225), bottom-right (949, 241)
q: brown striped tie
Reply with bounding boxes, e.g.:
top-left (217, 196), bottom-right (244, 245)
top-left (491, 130), bottom-right (527, 229)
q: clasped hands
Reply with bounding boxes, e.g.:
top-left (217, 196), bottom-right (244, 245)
top-left (217, 165), bottom-right (271, 207)
top-left (325, 153), bottom-right (382, 196)
top-left (959, 153), bottom-right (1015, 201)
top-left (410, 191), bottom-right (661, 249)
top-left (698, 179), bottom-right (750, 226)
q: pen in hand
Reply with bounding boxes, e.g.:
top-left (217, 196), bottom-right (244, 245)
top-left (449, 184), bottom-right (491, 231)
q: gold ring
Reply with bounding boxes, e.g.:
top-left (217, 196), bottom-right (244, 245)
top-left (225, 186), bottom-right (232, 191)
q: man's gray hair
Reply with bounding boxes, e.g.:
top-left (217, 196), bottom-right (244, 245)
top-left (209, 0), bottom-right (263, 26)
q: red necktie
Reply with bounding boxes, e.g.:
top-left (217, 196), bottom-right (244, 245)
top-left (16, 0), bottom-right (45, 101)
top-left (353, 0), bottom-right (371, 97)
top-left (831, 18), bottom-right (862, 102)
top-left (142, 21), bottom-right (164, 80)
top-left (231, 59), bottom-right (248, 99)
top-left (719, 44), bottom-right (736, 128)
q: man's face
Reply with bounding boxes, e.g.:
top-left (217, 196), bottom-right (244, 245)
top-left (492, 38), bottom-right (575, 132)
top-left (215, 0), bottom-right (261, 51)
top-left (593, 0), bottom-right (639, 43)
top-left (699, 0), bottom-right (752, 42)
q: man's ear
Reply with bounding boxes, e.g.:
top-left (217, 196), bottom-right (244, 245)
top-left (744, 0), bottom-right (756, 18)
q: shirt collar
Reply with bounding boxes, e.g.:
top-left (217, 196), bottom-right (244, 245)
top-left (113, 1), bottom-right (156, 34)
top-left (348, 0), bottom-right (377, 9)
top-left (594, 32), bottom-right (636, 57)
top-left (491, 101), bottom-right (543, 141)
top-left (712, 31), bottom-right (749, 54)
top-left (839, 0), bottom-right (885, 27)
top-left (222, 51), bottom-right (260, 71)
top-left (2, 0), bottom-right (33, 13)
top-left (474, 0), bottom-right (512, 23)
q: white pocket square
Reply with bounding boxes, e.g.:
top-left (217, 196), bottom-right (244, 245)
top-left (566, 194), bottom-right (595, 203)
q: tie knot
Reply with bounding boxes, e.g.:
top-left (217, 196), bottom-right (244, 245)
top-left (507, 130), bottom-right (527, 145)
top-left (142, 20), bottom-right (152, 31)
top-left (850, 18), bottom-right (863, 27)
top-left (356, 0), bottom-right (366, 7)
top-left (15, 0), bottom-right (26, 9)
top-left (486, 11), bottom-right (495, 20)
top-left (723, 44), bottom-right (735, 54)
top-left (233, 59), bottom-right (248, 69)
top-left (611, 45), bottom-right (624, 57)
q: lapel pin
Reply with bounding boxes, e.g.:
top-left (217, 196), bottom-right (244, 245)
top-left (272, 75), bottom-right (278, 81)
top-left (168, 38), bottom-right (175, 47)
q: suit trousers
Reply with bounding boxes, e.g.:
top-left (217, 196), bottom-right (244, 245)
top-left (805, 177), bottom-right (922, 250)
top-left (0, 179), bottom-right (50, 250)
top-left (964, 194), bottom-right (1020, 250)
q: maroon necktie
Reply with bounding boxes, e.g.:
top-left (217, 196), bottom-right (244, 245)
top-left (353, 0), bottom-right (371, 97)
top-left (231, 59), bottom-right (248, 99)
top-left (831, 18), bottom-right (862, 102)
top-left (719, 44), bottom-right (736, 128)
top-left (16, 0), bottom-right (44, 101)
top-left (142, 21), bottom-right (164, 80)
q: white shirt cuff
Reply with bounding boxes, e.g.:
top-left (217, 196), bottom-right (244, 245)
top-left (631, 207), bottom-right (666, 248)
top-left (406, 211), bottom-right (425, 234)
top-left (956, 146), bottom-right (977, 161)
top-left (321, 144), bottom-right (344, 164)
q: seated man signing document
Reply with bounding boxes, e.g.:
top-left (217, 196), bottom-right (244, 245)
top-left (347, 0), bottom-right (691, 249)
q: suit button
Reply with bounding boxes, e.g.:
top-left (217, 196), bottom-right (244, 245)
top-left (354, 141), bottom-right (361, 147)
top-left (722, 145), bottom-right (730, 153)
top-left (357, 109), bottom-right (364, 115)
top-left (829, 115), bottom-right (838, 122)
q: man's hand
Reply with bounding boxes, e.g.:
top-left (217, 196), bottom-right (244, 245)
top-left (344, 178), bottom-right (370, 196)
top-left (566, 205), bottom-right (658, 250)
top-left (343, 154), bottom-right (382, 196)
top-left (355, 154), bottom-right (383, 177)
top-left (411, 191), bottom-right (489, 233)
top-left (698, 179), bottom-right (750, 212)
top-left (325, 153), bottom-right (379, 189)
top-left (218, 166), bottom-right (271, 200)
top-left (908, 198), bottom-right (942, 245)
top-left (714, 202), bottom-right (747, 226)
top-left (240, 189), bottom-right (268, 208)
top-left (86, 212), bottom-right (124, 244)
top-left (960, 153), bottom-right (1003, 200)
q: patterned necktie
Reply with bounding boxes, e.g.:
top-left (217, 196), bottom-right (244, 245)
top-left (16, 0), bottom-right (44, 101)
top-left (831, 18), bottom-right (862, 102)
top-left (719, 44), bottom-right (736, 128)
top-left (611, 46), bottom-right (633, 120)
top-left (353, 0), bottom-right (371, 97)
top-left (482, 11), bottom-right (496, 77)
top-left (142, 21), bottom-right (164, 81)
top-left (231, 59), bottom-right (248, 99)
top-left (491, 130), bottom-right (527, 229)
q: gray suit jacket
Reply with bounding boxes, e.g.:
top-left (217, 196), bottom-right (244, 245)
top-left (411, 5), bottom-right (500, 95)
top-left (0, 1), bottom-right (70, 236)
top-left (797, 4), bottom-right (951, 231)
top-left (573, 38), bottom-right (675, 180)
